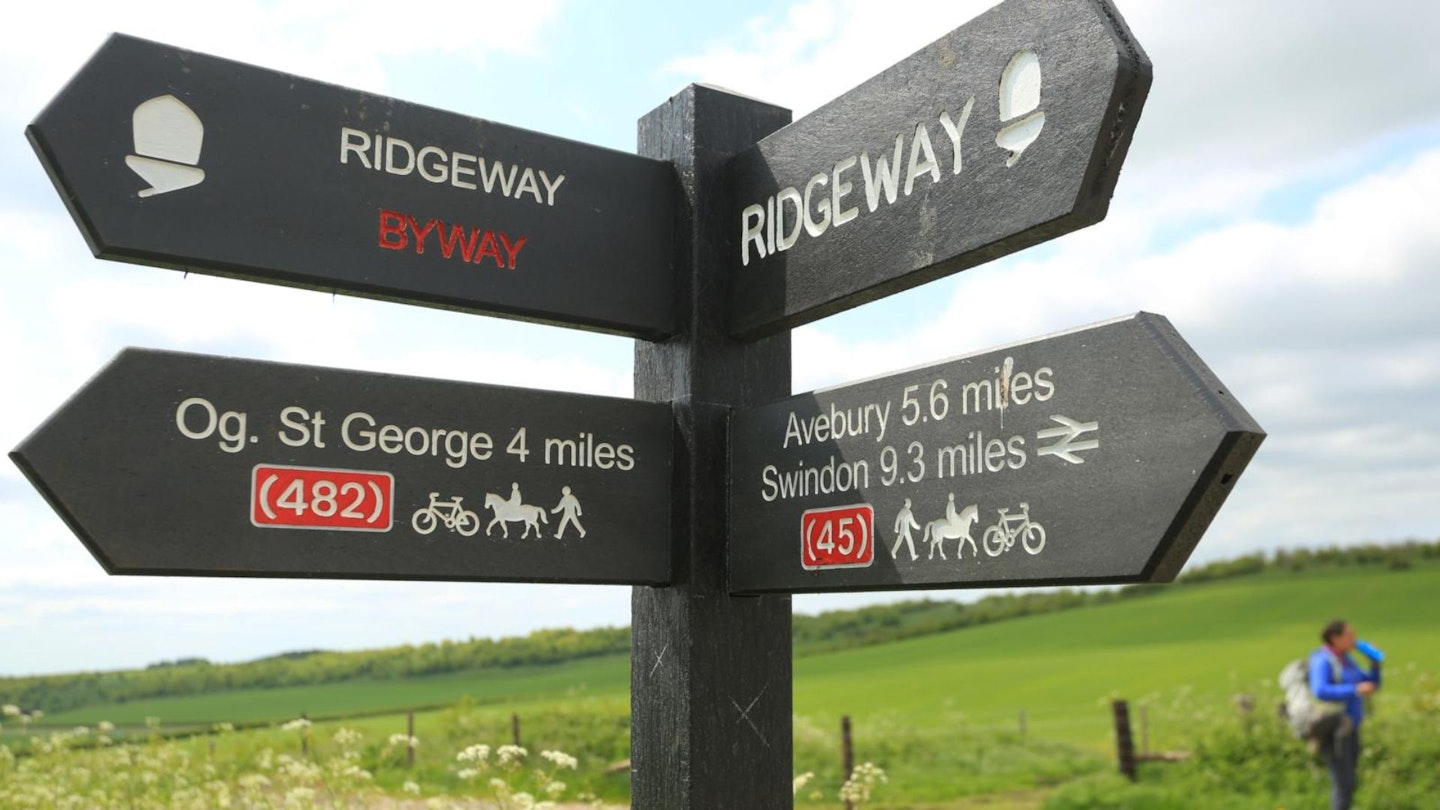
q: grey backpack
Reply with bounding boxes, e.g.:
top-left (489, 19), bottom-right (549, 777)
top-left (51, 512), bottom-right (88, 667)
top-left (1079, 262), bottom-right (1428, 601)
top-left (1278, 656), bottom-right (1348, 740)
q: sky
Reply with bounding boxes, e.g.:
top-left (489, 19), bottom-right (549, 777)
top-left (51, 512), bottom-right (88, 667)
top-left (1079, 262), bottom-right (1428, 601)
top-left (2, 0), bottom-right (1439, 677)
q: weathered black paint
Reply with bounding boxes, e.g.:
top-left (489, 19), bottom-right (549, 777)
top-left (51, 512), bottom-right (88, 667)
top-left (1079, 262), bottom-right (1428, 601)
top-left (728, 314), bottom-right (1263, 594)
top-left (11, 349), bottom-right (672, 584)
top-left (727, 0), bottom-right (1151, 337)
top-left (630, 86), bottom-right (795, 810)
top-left (29, 34), bottom-right (676, 338)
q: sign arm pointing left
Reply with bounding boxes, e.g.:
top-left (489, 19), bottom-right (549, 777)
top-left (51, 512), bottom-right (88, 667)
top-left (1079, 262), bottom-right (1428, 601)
top-left (10, 348), bottom-right (675, 585)
top-left (28, 33), bottom-right (678, 339)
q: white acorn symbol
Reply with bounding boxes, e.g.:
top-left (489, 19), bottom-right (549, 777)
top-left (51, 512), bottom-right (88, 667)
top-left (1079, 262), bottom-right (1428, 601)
top-left (125, 95), bottom-right (206, 197)
top-left (996, 50), bottom-right (1045, 168)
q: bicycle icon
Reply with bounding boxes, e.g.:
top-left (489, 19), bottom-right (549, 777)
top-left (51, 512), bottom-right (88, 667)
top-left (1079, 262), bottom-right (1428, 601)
top-left (411, 492), bottom-right (480, 537)
top-left (982, 502), bottom-right (1046, 556)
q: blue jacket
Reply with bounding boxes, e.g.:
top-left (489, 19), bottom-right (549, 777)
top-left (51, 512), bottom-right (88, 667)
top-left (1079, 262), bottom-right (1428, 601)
top-left (1309, 646), bottom-right (1381, 728)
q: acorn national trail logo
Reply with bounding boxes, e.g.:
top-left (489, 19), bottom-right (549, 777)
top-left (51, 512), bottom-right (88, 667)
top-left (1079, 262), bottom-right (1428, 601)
top-left (125, 95), bottom-right (206, 197)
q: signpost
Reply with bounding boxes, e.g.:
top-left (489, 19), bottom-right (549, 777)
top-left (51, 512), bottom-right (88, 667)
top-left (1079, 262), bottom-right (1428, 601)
top-left (13, 3), bottom-right (1268, 807)
top-left (726, 0), bottom-right (1151, 337)
top-left (28, 34), bottom-right (677, 338)
top-left (728, 314), bottom-right (1264, 594)
top-left (11, 349), bottom-right (672, 584)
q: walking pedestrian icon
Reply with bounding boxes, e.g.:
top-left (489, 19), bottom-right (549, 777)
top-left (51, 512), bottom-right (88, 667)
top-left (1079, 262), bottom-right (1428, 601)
top-left (552, 486), bottom-right (586, 539)
top-left (125, 95), bottom-right (205, 197)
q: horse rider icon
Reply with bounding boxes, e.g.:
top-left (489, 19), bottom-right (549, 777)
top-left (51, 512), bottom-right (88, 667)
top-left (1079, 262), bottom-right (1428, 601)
top-left (552, 486), bottom-right (586, 539)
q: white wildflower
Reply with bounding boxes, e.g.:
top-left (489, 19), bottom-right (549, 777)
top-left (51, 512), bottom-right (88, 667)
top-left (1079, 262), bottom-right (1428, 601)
top-left (839, 762), bottom-right (888, 805)
top-left (457, 743), bottom-right (491, 763)
top-left (540, 749), bottom-right (578, 770)
top-left (387, 733), bottom-right (419, 749)
top-left (403, 780), bottom-right (422, 795)
top-left (497, 744), bottom-right (527, 766)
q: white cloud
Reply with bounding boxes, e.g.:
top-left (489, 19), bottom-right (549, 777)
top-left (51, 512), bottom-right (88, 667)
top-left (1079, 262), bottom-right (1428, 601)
top-left (793, 143), bottom-right (1440, 564)
top-left (4, 0), bottom-right (1440, 675)
top-left (0, 0), bottom-right (564, 119)
top-left (665, 0), bottom-right (1440, 232)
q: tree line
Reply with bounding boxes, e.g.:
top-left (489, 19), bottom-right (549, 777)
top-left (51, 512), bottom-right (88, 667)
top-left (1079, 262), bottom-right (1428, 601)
top-left (4, 540), bottom-right (1436, 716)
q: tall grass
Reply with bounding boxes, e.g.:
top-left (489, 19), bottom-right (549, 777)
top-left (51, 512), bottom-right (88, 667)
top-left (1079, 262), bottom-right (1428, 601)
top-left (1043, 668), bottom-right (1440, 810)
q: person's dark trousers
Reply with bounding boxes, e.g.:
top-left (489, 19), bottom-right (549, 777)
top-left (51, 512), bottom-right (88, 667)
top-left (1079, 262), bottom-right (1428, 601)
top-left (1323, 727), bottom-right (1360, 810)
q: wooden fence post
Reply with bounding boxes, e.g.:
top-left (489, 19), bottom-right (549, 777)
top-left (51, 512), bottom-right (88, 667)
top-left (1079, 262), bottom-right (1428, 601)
top-left (1112, 699), bottom-right (1137, 781)
top-left (407, 710), bottom-right (415, 769)
top-left (512, 713), bottom-right (522, 748)
top-left (841, 715), bottom-right (855, 810)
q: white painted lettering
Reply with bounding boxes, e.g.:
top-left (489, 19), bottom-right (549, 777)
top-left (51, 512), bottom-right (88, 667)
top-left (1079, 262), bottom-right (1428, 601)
top-left (514, 167), bottom-right (543, 203)
top-left (539, 170), bottom-right (565, 206)
top-left (803, 172), bottom-right (831, 237)
top-left (776, 187), bottom-right (803, 251)
top-left (766, 195), bottom-right (776, 256)
top-left (831, 155), bottom-right (859, 227)
top-left (340, 127), bottom-right (566, 207)
top-left (1033, 367), bottom-right (1055, 401)
top-left (340, 127), bottom-right (372, 169)
top-left (451, 152), bottom-right (478, 190)
top-left (385, 138), bottom-right (416, 176)
top-left (904, 122), bottom-right (940, 195)
top-left (417, 146), bottom-right (448, 183)
top-left (480, 159), bottom-right (518, 197)
top-left (861, 135), bottom-right (904, 212)
top-left (938, 97), bottom-right (975, 175)
top-left (742, 203), bottom-right (766, 266)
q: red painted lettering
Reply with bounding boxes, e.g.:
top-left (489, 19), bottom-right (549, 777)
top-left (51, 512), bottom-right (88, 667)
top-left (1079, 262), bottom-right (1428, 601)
top-left (377, 206), bottom-right (525, 271)
top-left (438, 223), bottom-right (480, 262)
top-left (406, 215), bottom-right (439, 255)
top-left (474, 230), bottom-right (504, 268)
top-left (377, 209), bottom-right (407, 250)
top-left (499, 233), bottom-right (527, 270)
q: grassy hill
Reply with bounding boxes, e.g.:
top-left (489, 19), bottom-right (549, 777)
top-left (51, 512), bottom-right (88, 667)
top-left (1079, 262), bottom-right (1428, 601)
top-left (798, 560), bottom-right (1440, 744)
top-left (8, 553), bottom-right (1439, 808)
top-left (26, 555), bottom-right (1439, 738)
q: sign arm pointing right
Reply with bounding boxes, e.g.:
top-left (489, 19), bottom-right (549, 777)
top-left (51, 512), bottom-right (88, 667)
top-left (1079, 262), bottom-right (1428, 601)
top-left (1131, 312), bottom-right (1264, 582)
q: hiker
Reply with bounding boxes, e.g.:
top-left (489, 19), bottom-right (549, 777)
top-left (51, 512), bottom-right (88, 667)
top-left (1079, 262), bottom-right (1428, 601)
top-left (1311, 619), bottom-right (1382, 810)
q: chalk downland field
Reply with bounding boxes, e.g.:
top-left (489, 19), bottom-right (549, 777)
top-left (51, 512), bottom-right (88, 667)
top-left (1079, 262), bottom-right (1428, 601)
top-left (7, 554), bottom-right (1440, 807)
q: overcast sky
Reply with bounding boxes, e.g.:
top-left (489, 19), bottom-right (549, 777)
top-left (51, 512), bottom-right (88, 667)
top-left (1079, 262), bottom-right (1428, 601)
top-left (2, 0), bottom-right (1438, 677)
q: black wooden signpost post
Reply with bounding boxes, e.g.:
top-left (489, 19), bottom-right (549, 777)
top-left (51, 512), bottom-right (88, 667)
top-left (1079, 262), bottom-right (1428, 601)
top-left (629, 86), bottom-right (795, 808)
top-left (12, 1), bottom-right (1266, 807)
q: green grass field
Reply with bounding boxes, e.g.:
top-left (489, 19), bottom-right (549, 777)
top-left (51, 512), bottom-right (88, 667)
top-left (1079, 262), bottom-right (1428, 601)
top-left (11, 558), bottom-right (1439, 807)
top-left (36, 654), bottom-right (630, 728)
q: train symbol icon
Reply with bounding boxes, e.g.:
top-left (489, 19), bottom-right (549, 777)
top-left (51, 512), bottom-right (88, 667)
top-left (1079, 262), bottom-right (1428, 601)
top-left (124, 95), bottom-right (206, 197)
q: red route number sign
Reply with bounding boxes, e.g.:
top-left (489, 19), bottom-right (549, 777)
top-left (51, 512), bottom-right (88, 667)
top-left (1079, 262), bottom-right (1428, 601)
top-left (251, 464), bottom-right (393, 531)
top-left (801, 504), bottom-right (874, 570)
